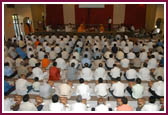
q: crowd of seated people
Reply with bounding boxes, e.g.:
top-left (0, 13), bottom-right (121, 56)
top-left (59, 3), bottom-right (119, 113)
top-left (4, 32), bottom-right (164, 111)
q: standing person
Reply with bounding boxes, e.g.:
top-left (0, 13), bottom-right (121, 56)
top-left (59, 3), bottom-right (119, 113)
top-left (108, 17), bottom-right (112, 31)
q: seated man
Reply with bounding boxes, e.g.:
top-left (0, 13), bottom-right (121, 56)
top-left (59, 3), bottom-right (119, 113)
top-left (67, 63), bottom-right (77, 81)
top-left (108, 64), bottom-right (121, 81)
top-left (136, 98), bottom-right (146, 111)
top-left (92, 98), bottom-right (112, 111)
top-left (116, 49), bottom-right (124, 61)
top-left (32, 77), bottom-right (40, 92)
top-left (59, 97), bottom-right (69, 110)
top-left (147, 55), bottom-right (158, 70)
top-left (76, 78), bottom-right (91, 101)
top-left (29, 55), bottom-right (38, 68)
top-left (69, 56), bottom-right (79, 69)
top-left (141, 96), bottom-right (160, 111)
top-left (58, 81), bottom-right (73, 99)
top-left (138, 63), bottom-right (151, 81)
top-left (153, 63), bottom-right (164, 80)
top-left (4, 62), bottom-right (17, 78)
top-left (120, 55), bottom-right (130, 69)
top-left (124, 68), bottom-right (138, 81)
top-left (79, 63), bottom-right (93, 81)
top-left (49, 94), bottom-right (65, 111)
top-left (32, 63), bottom-right (48, 80)
top-left (104, 50), bottom-right (112, 60)
top-left (148, 76), bottom-right (164, 99)
top-left (4, 80), bottom-right (15, 96)
top-left (115, 97), bottom-right (133, 111)
top-left (109, 78), bottom-right (125, 98)
top-left (49, 47), bottom-right (57, 60)
top-left (93, 48), bottom-right (102, 60)
top-left (105, 54), bottom-right (115, 70)
top-left (39, 80), bottom-right (53, 99)
top-left (95, 78), bottom-right (109, 98)
top-left (133, 54), bottom-right (141, 69)
top-left (62, 49), bottom-right (70, 60)
top-left (15, 74), bottom-right (32, 96)
top-left (70, 95), bottom-right (87, 111)
top-left (126, 78), bottom-right (144, 99)
top-left (16, 47), bottom-right (27, 59)
top-left (42, 55), bottom-right (51, 69)
top-left (49, 62), bottom-right (61, 81)
top-left (81, 54), bottom-right (92, 68)
top-left (17, 61), bottom-right (29, 78)
top-left (111, 44), bottom-right (118, 54)
top-left (19, 94), bottom-right (37, 111)
top-left (55, 57), bottom-right (67, 70)
top-left (35, 96), bottom-right (48, 111)
top-left (94, 63), bottom-right (107, 80)
top-left (4, 96), bottom-right (14, 111)
top-left (93, 56), bottom-right (104, 69)
top-left (11, 95), bottom-right (22, 111)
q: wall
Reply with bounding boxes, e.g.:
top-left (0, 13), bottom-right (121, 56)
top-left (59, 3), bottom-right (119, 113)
top-left (124, 4), bottom-right (146, 29)
top-left (4, 5), bottom-right (15, 40)
top-left (4, 4), bottom-right (35, 39)
top-left (14, 4), bottom-right (34, 31)
top-left (155, 4), bottom-right (164, 35)
top-left (31, 4), bottom-right (45, 31)
top-left (145, 4), bottom-right (164, 34)
top-left (63, 4), bottom-right (75, 24)
top-left (145, 4), bottom-right (157, 31)
top-left (113, 4), bottom-right (125, 24)
top-left (75, 5), bottom-right (113, 25)
top-left (46, 4), bottom-right (64, 29)
top-left (4, 4), bottom-right (164, 37)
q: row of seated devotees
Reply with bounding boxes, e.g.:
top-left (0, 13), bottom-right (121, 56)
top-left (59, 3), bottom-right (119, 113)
top-left (4, 33), bottom-right (164, 111)
top-left (5, 78), bottom-right (164, 111)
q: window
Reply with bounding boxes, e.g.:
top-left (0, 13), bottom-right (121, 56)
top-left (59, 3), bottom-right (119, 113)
top-left (12, 14), bottom-right (21, 37)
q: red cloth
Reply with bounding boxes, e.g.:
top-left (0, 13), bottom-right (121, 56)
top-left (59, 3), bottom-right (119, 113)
top-left (49, 66), bottom-right (61, 81)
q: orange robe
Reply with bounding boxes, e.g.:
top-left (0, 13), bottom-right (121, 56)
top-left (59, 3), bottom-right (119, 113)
top-left (34, 41), bottom-right (40, 48)
top-left (42, 58), bottom-right (50, 68)
top-left (77, 24), bottom-right (85, 32)
top-left (100, 26), bottom-right (104, 32)
top-left (49, 66), bottom-right (61, 81)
